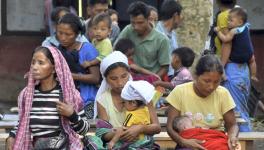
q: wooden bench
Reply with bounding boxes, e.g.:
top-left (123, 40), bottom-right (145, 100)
top-left (1, 131), bottom-right (264, 150)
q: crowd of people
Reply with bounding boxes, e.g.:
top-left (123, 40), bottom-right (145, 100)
top-left (5, 0), bottom-right (257, 149)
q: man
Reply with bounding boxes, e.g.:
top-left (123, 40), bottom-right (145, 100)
top-left (156, 0), bottom-right (182, 79)
top-left (116, 1), bottom-right (170, 78)
top-left (86, 0), bottom-right (120, 43)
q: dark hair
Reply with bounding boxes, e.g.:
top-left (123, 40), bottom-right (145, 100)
top-left (160, 0), bottom-right (182, 20)
top-left (172, 47), bottom-right (195, 68)
top-left (92, 12), bottom-right (112, 28)
top-left (89, 0), bottom-right (109, 6)
top-left (217, 0), bottom-right (236, 8)
top-left (114, 38), bottom-right (135, 54)
top-left (172, 116), bottom-right (189, 132)
top-left (135, 100), bottom-right (145, 107)
top-left (108, 8), bottom-right (118, 16)
top-left (127, 1), bottom-right (150, 19)
top-left (195, 55), bottom-right (223, 76)
top-left (148, 5), bottom-right (157, 13)
top-left (104, 62), bottom-right (130, 77)
top-left (230, 7), bottom-right (247, 23)
top-left (58, 13), bottom-right (86, 34)
top-left (51, 7), bottom-right (70, 25)
top-left (33, 46), bottom-right (54, 65)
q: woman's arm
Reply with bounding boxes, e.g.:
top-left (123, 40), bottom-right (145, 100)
top-left (120, 102), bottom-right (161, 142)
top-left (223, 109), bottom-right (239, 150)
top-left (97, 102), bottom-right (115, 142)
top-left (72, 65), bottom-right (100, 84)
top-left (166, 105), bottom-right (206, 149)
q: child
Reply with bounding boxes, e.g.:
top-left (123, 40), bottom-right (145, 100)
top-left (108, 9), bottom-right (119, 26)
top-left (81, 12), bottom-right (113, 68)
top-left (153, 47), bottom-right (195, 90)
top-left (173, 116), bottom-right (241, 150)
top-left (115, 38), bottom-right (160, 84)
top-left (215, 7), bottom-right (258, 81)
top-left (108, 80), bottom-right (156, 149)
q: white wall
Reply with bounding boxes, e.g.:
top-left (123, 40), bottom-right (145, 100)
top-left (238, 0), bottom-right (264, 30)
top-left (6, 0), bottom-right (44, 31)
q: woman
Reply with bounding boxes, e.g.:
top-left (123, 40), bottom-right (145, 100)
top-left (86, 51), bottom-right (161, 149)
top-left (215, 0), bottom-right (251, 132)
top-left (6, 46), bottom-right (89, 150)
top-left (56, 13), bottom-right (100, 119)
top-left (166, 55), bottom-right (239, 150)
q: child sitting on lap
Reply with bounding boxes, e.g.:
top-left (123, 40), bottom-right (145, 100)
top-left (108, 80), bottom-right (156, 149)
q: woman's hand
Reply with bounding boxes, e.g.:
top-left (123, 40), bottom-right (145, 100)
top-left (6, 137), bottom-right (15, 150)
top-left (56, 101), bottom-right (74, 117)
top-left (180, 138), bottom-right (206, 150)
top-left (228, 136), bottom-right (240, 150)
top-left (120, 125), bottom-right (143, 142)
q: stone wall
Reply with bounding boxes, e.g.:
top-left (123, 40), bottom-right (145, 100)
top-left (176, 0), bottom-right (213, 55)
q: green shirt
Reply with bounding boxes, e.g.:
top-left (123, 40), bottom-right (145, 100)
top-left (116, 25), bottom-right (170, 73)
top-left (93, 38), bottom-right (113, 61)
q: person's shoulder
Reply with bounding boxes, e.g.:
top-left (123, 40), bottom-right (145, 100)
top-left (172, 82), bottom-right (193, 92)
top-left (121, 25), bottom-right (133, 32)
top-left (178, 68), bottom-right (192, 76)
top-left (97, 90), bottom-right (111, 102)
top-left (102, 38), bottom-right (112, 44)
top-left (215, 85), bottom-right (230, 95)
top-left (81, 42), bottom-right (96, 50)
top-left (218, 10), bottom-right (229, 17)
top-left (151, 30), bottom-right (170, 44)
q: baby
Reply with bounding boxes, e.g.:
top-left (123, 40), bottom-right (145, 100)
top-left (108, 80), bottom-right (156, 149)
top-left (173, 116), bottom-right (241, 150)
top-left (81, 12), bottom-right (113, 68)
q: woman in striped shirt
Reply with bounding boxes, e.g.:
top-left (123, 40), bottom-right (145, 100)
top-left (6, 46), bottom-right (89, 150)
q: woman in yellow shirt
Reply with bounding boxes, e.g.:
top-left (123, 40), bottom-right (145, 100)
top-left (166, 55), bottom-right (239, 150)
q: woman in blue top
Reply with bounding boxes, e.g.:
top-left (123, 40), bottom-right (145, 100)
top-left (56, 13), bottom-right (100, 119)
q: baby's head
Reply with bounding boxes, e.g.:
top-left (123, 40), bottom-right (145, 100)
top-left (171, 47), bottom-right (195, 70)
top-left (121, 80), bottom-right (156, 111)
top-left (228, 7), bottom-right (247, 29)
top-left (114, 38), bottom-right (135, 59)
top-left (92, 12), bottom-right (112, 41)
top-left (173, 116), bottom-right (194, 132)
top-left (123, 100), bottom-right (145, 111)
